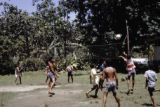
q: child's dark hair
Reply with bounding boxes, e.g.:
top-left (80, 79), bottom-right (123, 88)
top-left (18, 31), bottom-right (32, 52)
top-left (48, 57), bottom-right (53, 62)
top-left (45, 57), bottom-right (53, 65)
top-left (16, 62), bottom-right (20, 66)
top-left (127, 55), bottom-right (131, 59)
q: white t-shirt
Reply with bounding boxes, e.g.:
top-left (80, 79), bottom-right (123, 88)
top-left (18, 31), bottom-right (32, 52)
top-left (144, 70), bottom-right (157, 88)
top-left (91, 68), bottom-right (100, 85)
top-left (66, 65), bottom-right (73, 72)
top-left (126, 59), bottom-right (136, 71)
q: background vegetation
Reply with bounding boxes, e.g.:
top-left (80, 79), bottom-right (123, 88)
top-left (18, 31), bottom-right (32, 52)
top-left (0, 0), bottom-right (160, 74)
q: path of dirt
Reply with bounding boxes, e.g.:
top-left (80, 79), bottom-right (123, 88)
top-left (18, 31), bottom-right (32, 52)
top-left (0, 83), bottom-right (144, 107)
top-left (0, 83), bottom-right (80, 92)
top-left (0, 85), bottom-right (48, 92)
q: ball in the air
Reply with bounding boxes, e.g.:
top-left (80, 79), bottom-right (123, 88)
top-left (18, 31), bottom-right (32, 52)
top-left (115, 34), bottom-right (122, 40)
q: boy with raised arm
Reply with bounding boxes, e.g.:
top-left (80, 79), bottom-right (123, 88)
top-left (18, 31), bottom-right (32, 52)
top-left (119, 52), bottom-right (136, 94)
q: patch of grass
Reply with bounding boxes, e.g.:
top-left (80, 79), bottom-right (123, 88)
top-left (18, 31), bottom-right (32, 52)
top-left (74, 70), bottom-right (89, 76)
top-left (0, 70), bottom-right (160, 107)
top-left (57, 70), bottom-right (90, 85)
top-left (0, 70), bottom-right (90, 86)
top-left (118, 73), bottom-right (160, 106)
top-left (0, 75), bottom-right (15, 86)
top-left (22, 71), bottom-right (45, 85)
top-left (0, 70), bottom-right (46, 86)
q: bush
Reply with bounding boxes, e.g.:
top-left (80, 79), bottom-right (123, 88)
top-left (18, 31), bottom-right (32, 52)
top-left (22, 58), bottom-right (45, 71)
top-left (0, 59), bottom-right (15, 75)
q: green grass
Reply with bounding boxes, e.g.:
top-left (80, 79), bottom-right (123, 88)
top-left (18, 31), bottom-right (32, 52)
top-left (0, 70), bottom-right (46, 86)
top-left (0, 70), bottom-right (159, 88)
top-left (61, 71), bottom-right (160, 107)
top-left (0, 70), bottom-right (160, 107)
top-left (0, 70), bottom-right (90, 86)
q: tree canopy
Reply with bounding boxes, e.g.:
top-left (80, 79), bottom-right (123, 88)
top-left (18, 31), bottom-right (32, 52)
top-left (64, 0), bottom-right (160, 56)
top-left (0, 0), bottom-right (160, 74)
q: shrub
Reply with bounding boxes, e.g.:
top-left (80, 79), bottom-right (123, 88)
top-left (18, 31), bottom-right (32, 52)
top-left (22, 58), bottom-right (45, 71)
top-left (0, 59), bottom-right (15, 75)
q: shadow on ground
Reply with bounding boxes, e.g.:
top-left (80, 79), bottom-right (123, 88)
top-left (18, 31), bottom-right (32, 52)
top-left (142, 103), bottom-right (160, 107)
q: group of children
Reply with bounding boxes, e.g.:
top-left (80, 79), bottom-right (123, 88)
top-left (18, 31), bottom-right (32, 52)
top-left (15, 54), bottom-right (158, 107)
top-left (86, 52), bottom-right (158, 107)
top-left (86, 62), bottom-right (121, 107)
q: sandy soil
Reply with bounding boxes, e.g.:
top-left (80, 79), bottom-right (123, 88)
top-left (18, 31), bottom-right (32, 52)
top-left (0, 85), bottom-right (47, 92)
top-left (0, 83), bottom-right (160, 107)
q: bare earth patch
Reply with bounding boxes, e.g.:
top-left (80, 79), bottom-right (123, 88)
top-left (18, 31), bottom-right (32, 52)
top-left (0, 85), bottom-right (47, 92)
top-left (0, 73), bottom-right (160, 107)
top-left (1, 83), bottom-right (159, 107)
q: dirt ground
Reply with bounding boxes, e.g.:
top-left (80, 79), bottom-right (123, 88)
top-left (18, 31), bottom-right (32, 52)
top-left (0, 82), bottom-right (160, 107)
top-left (0, 72), bottom-right (160, 107)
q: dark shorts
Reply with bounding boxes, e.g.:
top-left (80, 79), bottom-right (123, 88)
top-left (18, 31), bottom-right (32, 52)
top-left (47, 72), bottom-right (55, 82)
top-left (127, 69), bottom-right (136, 80)
top-left (148, 87), bottom-right (155, 96)
top-left (103, 82), bottom-right (117, 96)
top-left (91, 84), bottom-right (99, 90)
top-left (68, 71), bottom-right (73, 76)
top-left (99, 78), bottom-right (104, 88)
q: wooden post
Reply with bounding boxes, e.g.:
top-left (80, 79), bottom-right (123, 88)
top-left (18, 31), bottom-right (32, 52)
top-left (126, 20), bottom-right (130, 55)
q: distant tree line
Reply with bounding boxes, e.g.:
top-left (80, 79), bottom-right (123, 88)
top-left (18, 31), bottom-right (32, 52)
top-left (0, 0), bottom-right (160, 74)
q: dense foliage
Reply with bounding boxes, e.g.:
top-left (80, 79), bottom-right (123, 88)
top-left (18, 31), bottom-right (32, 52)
top-left (0, 1), bottom-right (85, 74)
top-left (0, 0), bottom-right (160, 74)
top-left (63, 0), bottom-right (160, 58)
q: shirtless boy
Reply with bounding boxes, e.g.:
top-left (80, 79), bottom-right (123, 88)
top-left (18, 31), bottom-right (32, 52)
top-left (102, 66), bottom-right (120, 107)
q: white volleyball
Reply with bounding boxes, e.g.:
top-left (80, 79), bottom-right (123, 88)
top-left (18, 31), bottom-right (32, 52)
top-left (115, 34), bottom-right (122, 40)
